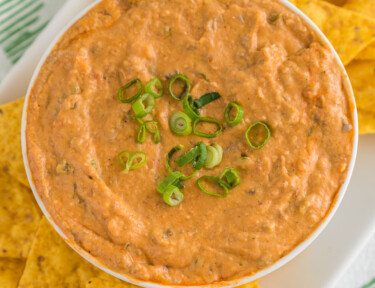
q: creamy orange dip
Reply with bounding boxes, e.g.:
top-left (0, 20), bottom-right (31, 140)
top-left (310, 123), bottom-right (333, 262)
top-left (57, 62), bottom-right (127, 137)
top-left (26, 0), bottom-right (354, 285)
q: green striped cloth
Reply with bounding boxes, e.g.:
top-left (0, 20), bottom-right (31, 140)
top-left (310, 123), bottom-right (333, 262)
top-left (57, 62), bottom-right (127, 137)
top-left (0, 0), bottom-right (66, 80)
top-left (363, 278), bottom-right (375, 288)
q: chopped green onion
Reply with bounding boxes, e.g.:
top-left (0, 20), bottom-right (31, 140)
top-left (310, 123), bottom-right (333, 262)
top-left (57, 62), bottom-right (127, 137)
top-left (193, 92), bottom-right (221, 109)
top-left (144, 120), bottom-right (158, 133)
top-left (157, 171), bottom-right (183, 194)
top-left (192, 142), bottom-right (207, 170)
top-left (168, 74), bottom-right (190, 101)
top-left (245, 121), bottom-right (271, 149)
top-left (134, 119), bottom-right (160, 144)
top-left (118, 79), bottom-right (142, 103)
top-left (132, 93), bottom-right (155, 118)
top-left (197, 176), bottom-right (229, 197)
top-left (152, 130), bottom-right (161, 144)
top-left (118, 151), bottom-right (147, 173)
top-left (183, 95), bottom-right (200, 120)
top-left (169, 111), bottom-right (192, 136)
top-left (118, 151), bottom-right (130, 172)
top-left (144, 120), bottom-right (161, 144)
top-left (193, 117), bottom-right (223, 138)
top-left (204, 143), bottom-right (223, 169)
top-left (163, 185), bottom-right (184, 206)
top-left (166, 145), bottom-right (184, 174)
top-left (219, 167), bottom-right (240, 188)
top-left (128, 152), bottom-right (147, 170)
top-left (176, 146), bottom-right (200, 167)
top-left (166, 145), bottom-right (197, 180)
top-left (145, 78), bottom-right (164, 98)
top-left (173, 179), bottom-right (185, 189)
top-left (224, 102), bottom-right (244, 126)
top-left (137, 124), bottom-right (146, 143)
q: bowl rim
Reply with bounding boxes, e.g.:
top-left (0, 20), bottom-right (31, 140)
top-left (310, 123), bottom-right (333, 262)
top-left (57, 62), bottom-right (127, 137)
top-left (21, 0), bottom-right (359, 287)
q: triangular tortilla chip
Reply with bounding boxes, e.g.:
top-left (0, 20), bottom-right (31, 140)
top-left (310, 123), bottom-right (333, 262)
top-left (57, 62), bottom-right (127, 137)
top-left (322, 0), bottom-right (347, 6)
top-left (357, 108), bottom-right (375, 134)
top-left (17, 217), bottom-right (102, 287)
top-left (86, 277), bottom-right (138, 288)
top-left (0, 97), bottom-right (30, 188)
top-left (0, 170), bottom-right (41, 258)
top-left (0, 258), bottom-right (25, 288)
top-left (346, 60), bottom-right (375, 112)
top-left (355, 43), bottom-right (375, 60)
top-left (343, 0), bottom-right (375, 60)
top-left (293, 0), bottom-right (375, 65)
top-left (344, 0), bottom-right (375, 18)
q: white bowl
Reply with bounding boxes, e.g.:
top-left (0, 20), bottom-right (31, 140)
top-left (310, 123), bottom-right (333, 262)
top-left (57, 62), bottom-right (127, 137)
top-left (21, 0), bottom-right (358, 287)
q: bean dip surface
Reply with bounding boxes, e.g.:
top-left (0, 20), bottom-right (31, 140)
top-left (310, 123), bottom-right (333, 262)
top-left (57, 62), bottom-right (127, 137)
top-left (26, 0), bottom-right (354, 285)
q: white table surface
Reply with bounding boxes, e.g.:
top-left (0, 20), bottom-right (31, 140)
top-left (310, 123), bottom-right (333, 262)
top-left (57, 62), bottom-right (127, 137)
top-left (0, 0), bottom-right (374, 287)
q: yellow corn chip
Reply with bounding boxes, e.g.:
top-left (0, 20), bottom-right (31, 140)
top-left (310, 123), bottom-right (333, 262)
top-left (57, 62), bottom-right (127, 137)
top-left (86, 277), bottom-right (138, 288)
top-left (357, 108), bottom-right (375, 134)
top-left (343, 0), bottom-right (375, 60)
top-left (0, 258), bottom-right (25, 288)
top-left (293, 0), bottom-right (375, 65)
top-left (355, 43), bottom-right (375, 60)
top-left (0, 98), bottom-right (29, 188)
top-left (18, 217), bottom-right (103, 287)
top-left (344, 0), bottom-right (375, 17)
top-left (0, 170), bottom-right (41, 258)
top-left (323, 0), bottom-right (347, 6)
top-left (346, 60), bottom-right (375, 112)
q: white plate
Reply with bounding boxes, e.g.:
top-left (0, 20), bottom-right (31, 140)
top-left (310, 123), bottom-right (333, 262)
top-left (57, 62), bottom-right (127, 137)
top-left (1, 0), bottom-right (374, 287)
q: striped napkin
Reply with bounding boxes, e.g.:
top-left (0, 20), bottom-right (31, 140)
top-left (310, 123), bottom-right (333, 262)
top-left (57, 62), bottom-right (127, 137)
top-left (0, 0), bottom-right (66, 81)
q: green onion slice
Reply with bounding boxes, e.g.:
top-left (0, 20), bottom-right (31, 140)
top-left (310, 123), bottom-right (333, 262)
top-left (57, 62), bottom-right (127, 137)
top-left (118, 79), bottom-right (142, 103)
top-left (163, 185), bottom-right (184, 206)
top-left (193, 117), bottom-right (223, 138)
top-left (204, 143), bottom-right (223, 169)
top-left (245, 121), bottom-right (271, 149)
top-left (197, 176), bottom-right (229, 197)
top-left (176, 146), bottom-right (200, 167)
top-left (144, 120), bottom-right (161, 144)
top-left (168, 74), bottom-right (190, 101)
top-left (166, 145), bottom-right (197, 180)
top-left (145, 78), bottom-right (164, 98)
top-left (193, 92), bottom-right (221, 109)
top-left (137, 124), bottom-right (146, 143)
top-left (152, 130), bottom-right (161, 144)
top-left (118, 151), bottom-right (147, 173)
top-left (132, 93), bottom-right (155, 118)
top-left (157, 171), bottom-right (183, 194)
top-left (219, 167), bottom-right (240, 188)
top-left (225, 102), bottom-right (244, 126)
top-left (192, 142), bottom-right (207, 170)
top-left (169, 111), bottom-right (192, 136)
top-left (183, 95), bottom-right (200, 121)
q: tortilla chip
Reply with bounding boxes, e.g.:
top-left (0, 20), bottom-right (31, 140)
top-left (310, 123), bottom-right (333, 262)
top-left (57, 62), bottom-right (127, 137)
top-left (342, 0), bottom-right (375, 60)
top-left (0, 98), bottom-right (29, 188)
top-left (357, 108), bottom-right (375, 134)
top-left (17, 217), bottom-right (103, 287)
top-left (323, 0), bottom-right (347, 6)
top-left (86, 277), bottom-right (138, 288)
top-left (293, 0), bottom-right (375, 65)
top-left (0, 170), bottom-right (41, 258)
top-left (345, 60), bottom-right (375, 112)
top-left (0, 258), bottom-right (25, 288)
top-left (355, 43), bottom-right (375, 60)
top-left (344, 0), bottom-right (375, 18)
